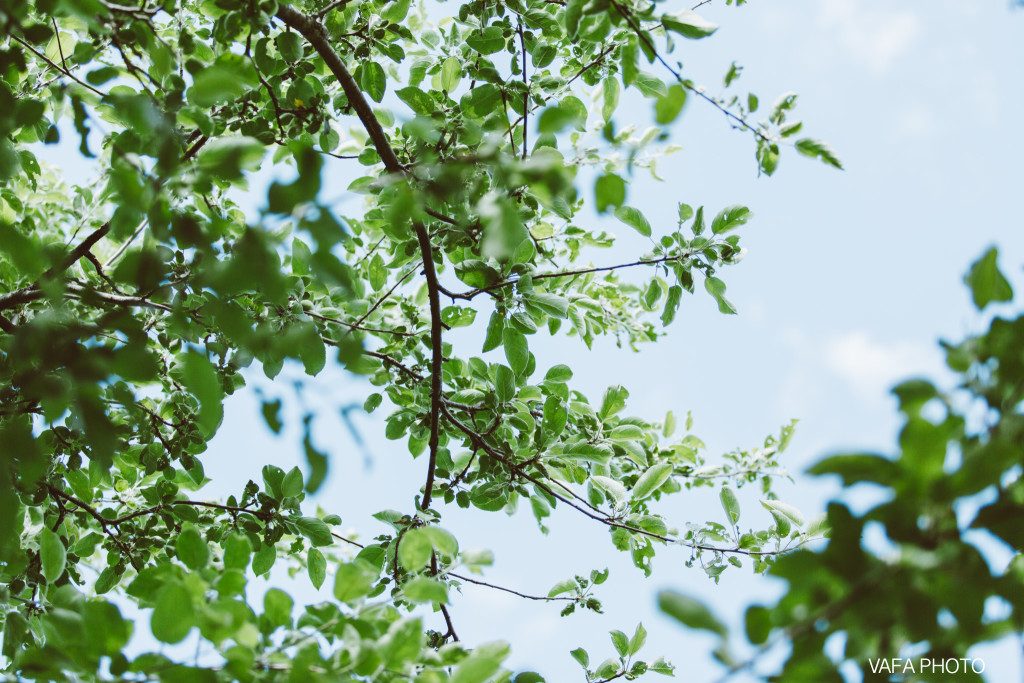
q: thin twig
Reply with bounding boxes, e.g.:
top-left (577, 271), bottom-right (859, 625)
top-left (609, 0), bottom-right (771, 144)
top-left (46, 485), bottom-right (140, 571)
top-left (10, 34), bottom-right (106, 97)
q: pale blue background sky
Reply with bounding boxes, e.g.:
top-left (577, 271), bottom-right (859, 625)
top-left (32, 0), bottom-right (1024, 680)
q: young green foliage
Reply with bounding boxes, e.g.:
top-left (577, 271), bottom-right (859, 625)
top-left (0, 0), bottom-right (839, 680)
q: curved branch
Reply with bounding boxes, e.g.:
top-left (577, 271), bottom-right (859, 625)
top-left (275, 4), bottom-right (446, 512)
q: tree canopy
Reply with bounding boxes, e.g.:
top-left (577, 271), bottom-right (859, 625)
top-left (3, 0), bottom-right (1019, 681)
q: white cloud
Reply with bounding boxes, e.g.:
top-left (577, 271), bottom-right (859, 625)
top-left (823, 331), bottom-right (942, 399)
top-left (816, 0), bottom-right (922, 73)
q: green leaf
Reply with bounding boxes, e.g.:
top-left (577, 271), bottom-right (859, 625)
top-left (525, 293), bottom-right (569, 319)
top-left (663, 411), bottom-right (677, 437)
top-left (720, 487), bottom-right (740, 527)
top-left (610, 629), bottom-right (629, 657)
top-left (661, 285), bottom-right (682, 326)
top-left (223, 533), bottom-right (252, 570)
top-left (359, 62), bottom-right (387, 103)
top-left (592, 475), bottom-right (628, 508)
top-left (382, 0), bottom-right (411, 22)
top-left (545, 364), bottom-right (573, 382)
top-left (710, 205), bottom-right (752, 234)
top-left (461, 84), bottom-right (501, 119)
top-left (745, 605), bottom-right (771, 645)
top-left (481, 195), bottom-right (530, 261)
top-left (461, 548), bottom-right (495, 566)
top-left (188, 55), bottom-right (257, 107)
top-left (570, 648), bottom-right (589, 668)
top-left (632, 462), bottom-right (673, 501)
top-left (281, 467), bottom-right (304, 497)
top-left (441, 56), bottom-right (462, 93)
top-left (422, 526), bottom-right (459, 558)
top-left (467, 26), bottom-right (506, 54)
top-left (548, 578), bottom-right (576, 597)
top-left (252, 544), bottom-right (276, 576)
top-left (595, 658), bottom-right (620, 678)
top-left (276, 32), bottom-right (303, 62)
top-left (655, 84), bottom-right (687, 124)
top-left (176, 352), bottom-right (223, 438)
top-left (398, 527), bottom-right (433, 570)
top-left (263, 588), bottom-right (293, 629)
top-left (564, 0), bottom-right (583, 37)
top-left (456, 260), bottom-right (502, 289)
top-left (196, 136), bottom-right (266, 179)
top-left (503, 328), bottom-right (529, 377)
top-left (483, 311), bottom-right (506, 352)
top-left (632, 72), bottom-right (668, 99)
top-left (261, 400), bottom-right (283, 435)
top-left (794, 138), bottom-right (843, 169)
top-left (760, 499), bottom-right (804, 527)
top-left (308, 548), bottom-right (326, 589)
top-left (594, 173), bottom-right (626, 213)
top-left (494, 365), bottom-right (516, 402)
top-left (662, 9), bottom-right (718, 39)
top-left (965, 247), bottom-right (1013, 310)
top-left (628, 622), bottom-right (647, 655)
top-left (600, 385), bottom-right (628, 419)
top-left (404, 577), bottom-right (449, 603)
top-left (806, 453), bottom-right (900, 486)
top-left (381, 617), bottom-right (423, 668)
top-left (396, 87), bottom-right (436, 115)
top-left (614, 206), bottom-right (652, 237)
top-left (39, 529), bottom-right (66, 583)
top-left (151, 582), bottom-right (195, 644)
top-left (658, 590), bottom-right (726, 637)
top-left (295, 517), bottom-right (333, 547)
top-left (704, 277), bottom-right (737, 315)
top-left (608, 424), bottom-right (644, 442)
top-left (333, 560), bottom-right (377, 604)
top-left (538, 100), bottom-right (587, 133)
top-left (602, 77), bottom-right (620, 123)
top-left (560, 441), bottom-right (613, 464)
top-left (452, 641), bottom-right (510, 683)
top-left (176, 524), bottom-right (209, 570)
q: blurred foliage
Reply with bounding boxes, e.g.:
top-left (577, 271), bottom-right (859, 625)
top-left (661, 249), bottom-right (1024, 682)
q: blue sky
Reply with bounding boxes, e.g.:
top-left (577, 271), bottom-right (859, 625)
top-left (31, 0), bottom-right (1024, 679)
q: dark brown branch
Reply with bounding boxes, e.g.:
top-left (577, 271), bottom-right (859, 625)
top-left (342, 262), bottom-right (421, 338)
top-left (505, 44), bottom-right (616, 138)
top-left (275, 5), bottom-right (403, 174)
top-left (518, 23), bottom-right (528, 160)
top-left (312, 312), bottom-right (418, 337)
top-left (415, 221), bottom-right (444, 511)
top-left (275, 6), bottom-right (447, 513)
top-left (105, 500), bottom-right (272, 525)
top-left (9, 34), bottom-right (106, 97)
top-left (446, 254), bottom-right (685, 300)
top-left (364, 350), bottom-right (423, 381)
top-left (446, 571), bottom-right (578, 602)
top-left (46, 485), bottom-right (141, 571)
top-left (439, 405), bottom-right (802, 557)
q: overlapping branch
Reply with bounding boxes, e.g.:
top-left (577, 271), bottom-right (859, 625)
top-left (275, 4), bottom-right (447, 512)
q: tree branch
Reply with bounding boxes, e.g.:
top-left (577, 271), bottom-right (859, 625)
top-left (46, 485), bottom-right (141, 571)
top-left (439, 404), bottom-right (806, 557)
top-left (276, 5), bottom-right (447, 512)
top-left (444, 253), bottom-right (689, 300)
top-left (608, 0), bottom-right (771, 144)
